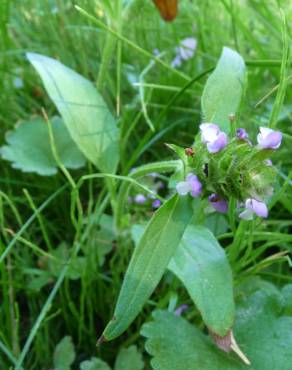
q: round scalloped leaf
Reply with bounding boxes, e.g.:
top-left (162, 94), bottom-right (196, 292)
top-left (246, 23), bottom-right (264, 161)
top-left (141, 286), bottom-right (292, 370)
top-left (114, 345), bottom-right (144, 370)
top-left (0, 116), bottom-right (86, 176)
top-left (53, 336), bottom-right (75, 370)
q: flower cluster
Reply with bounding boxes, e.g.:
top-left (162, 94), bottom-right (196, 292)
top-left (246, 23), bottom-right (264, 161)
top-left (176, 123), bottom-right (282, 220)
top-left (171, 37), bottom-right (197, 68)
top-left (129, 172), bottom-right (163, 210)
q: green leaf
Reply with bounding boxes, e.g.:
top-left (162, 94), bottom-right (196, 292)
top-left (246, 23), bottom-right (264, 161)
top-left (53, 336), bottom-right (75, 370)
top-left (282, 284), bottom-right (292, 316)
top-left (132, 224), bottom-right (234, 336)
top-left (27, 272), bottom-right (52, 292)
top-left (27, 52), bottom-right (119, 173)
top-left (83, 214), bottom-right (115, 268)
top-left (204, 213), bottom-right (229, 236)
top-left (0, 116), bottom-right (85, 176)
top-left (102, 195), bottom-right (193, 341)
top-left (142, 286), bottom-right (292, 370)
top-left (201, 47), bottom-right (246, 133)
top-left (80, 357), bottom-right (111, 370)
top-left (49, 243), bottom-right (86, 280)
top-left (169, 225), bottom-right (234, 336)
top-left (114, 346), bottom-right (144, 370)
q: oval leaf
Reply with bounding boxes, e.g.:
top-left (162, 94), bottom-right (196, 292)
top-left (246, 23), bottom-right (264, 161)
top-left (201, 47), bottom-right (246, 133)
top-left (169, 225), bottom-right (235, 336)
top-left (102, 195), bottom-right (193, 341)
top-left (27, 52), bottom-right (119, 173)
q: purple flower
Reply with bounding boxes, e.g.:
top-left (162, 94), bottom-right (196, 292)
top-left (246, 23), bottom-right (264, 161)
top-left (174, 304), bottom-right (189, 316)
top-left (153, 48), bottom-right (160, 56)
top-left (239, 198), bottom-right (268, 220)
top-left (152, 199), bottom-right (161, 209)
top-left (265, 159), bottom-right (273, 166)
top-left (134, 194), bottom-right (147, 204)
top-left (178, 38), bottom-right (197, 60)
top-left (200, 123), bottom-right (228, 153)
top-left (171, 37), bottom-right (197, 68)
top-left (208, 194), bottom-right (228, 213)
top-left (176, 173), bottom-right (202, 197)
top-left (257, 127), bottom-right (282, 149)
top-left (171, 55), bottom-right (182, 68)
top-left (236, 128), bottom-right (248, 140)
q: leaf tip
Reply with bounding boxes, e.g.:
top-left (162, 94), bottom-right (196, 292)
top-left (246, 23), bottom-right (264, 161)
top-left (96, 335), bottom-right (106, 347)
top-left (230, 331), bottom-right (251, 366)
top-left (210, 329), bottom-right (251, 365)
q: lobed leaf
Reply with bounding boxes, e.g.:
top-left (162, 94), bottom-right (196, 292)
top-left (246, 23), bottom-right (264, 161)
top-left (114, 345), bottom-right (144, 370)
top-left (142, 286), bottom-right (292, 369)
top-left (27, 52), bottom-right (119, 173)
top-left (80, 357), bottom-right (111, 370)
top-left (53, 336), bottom-right (75, 370)
top-left (0, 116), bottom-right (85, 176)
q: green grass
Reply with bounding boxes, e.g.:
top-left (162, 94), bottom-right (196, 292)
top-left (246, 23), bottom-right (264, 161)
top-left (0, 0), bottom-right (292, 369)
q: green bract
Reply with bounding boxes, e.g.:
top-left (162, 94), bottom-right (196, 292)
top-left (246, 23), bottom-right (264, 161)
top-left (187, 137), bottom-right (276, 203)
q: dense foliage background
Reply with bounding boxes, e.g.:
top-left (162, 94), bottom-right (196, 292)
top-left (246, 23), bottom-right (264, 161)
top-left (0, 1), bottom-right (292, 369)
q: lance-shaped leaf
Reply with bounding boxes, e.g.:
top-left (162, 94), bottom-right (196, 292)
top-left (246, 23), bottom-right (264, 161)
top-left (102, 195), bottom-right (192, 341)
top-left (169, 225), bottom-right (235, 336)
top-left (27, 52), bottom-right (119, 173)
top-left (142, 286), bottom-right (292, 369)
top-left (201, 47), bottom-right (246, 133)
top-left (132, 224), bottom-right (234, 336)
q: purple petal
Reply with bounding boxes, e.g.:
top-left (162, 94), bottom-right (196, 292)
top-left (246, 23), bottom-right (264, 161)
top-left (257, 127), bottom-right (282, 149)
top-left (171, 55), bottom-right (182, 68)
top-left (152, 199), bottom-right (161, 209)
top-left (200, 123), bottom-right (220, 143)
top-left (208, 194), bottom-right (228, 213)
top-left (236, 128), bottom-right (248, 140)
top-left (174, 304), bottom-right (189, 316)
top-left (176, 181), bottom-right (190, 196)
top-left (180, 37), bottom-right (197, 51)
top-left (186, 174), bottom-right (202, 197)
top-left (246, 198), bottom-right (268, 218)
top-left (153, 48), bottom-right (160, 56)
top-left (207, 132), bottom-right (228, 153)
top-left (134, 194), bottom-right (147, 204)
top-left (265, 159), bottom-right (273, 166)
top-left (178, 46), bottom-right (193, 60)
top-left (176, 38), bottom-right (197, 61)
